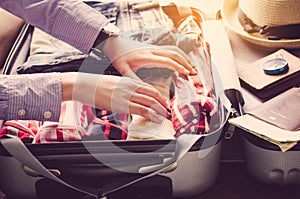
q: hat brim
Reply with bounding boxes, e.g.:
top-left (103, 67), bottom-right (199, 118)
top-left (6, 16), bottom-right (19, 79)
top-left (221, 0), bottom-right (300, 49)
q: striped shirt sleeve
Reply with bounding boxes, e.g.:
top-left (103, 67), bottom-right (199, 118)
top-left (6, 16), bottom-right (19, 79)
top-left (0, 0), bottom-right (109, 54)
top-left (0, 73), bottom-right (62, 121)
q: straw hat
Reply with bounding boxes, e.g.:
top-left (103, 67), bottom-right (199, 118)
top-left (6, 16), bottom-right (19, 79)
top-left (221, 0), bottom-right (300, 49)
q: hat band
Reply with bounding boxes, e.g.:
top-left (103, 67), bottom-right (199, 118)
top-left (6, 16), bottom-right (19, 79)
top-left (238, 9), bottom-right (300, 40)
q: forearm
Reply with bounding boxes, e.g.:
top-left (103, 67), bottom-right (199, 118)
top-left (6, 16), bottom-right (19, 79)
top-left (0, 0), bottom-right (109, 54)
top-left (61, 72), bottom-right (76, 102)
top-left (0, 8), bottom-right (24, 68)
top-left (61, 72), bottom-right (99, 107)
top-left (0, 73), bottom-right (62, 121)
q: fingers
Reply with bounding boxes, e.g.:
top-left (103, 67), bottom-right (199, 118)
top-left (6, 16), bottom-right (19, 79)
top-left (129, 83), bottom-right (170, 123)
top-left (112, 46), bottom-right (197, 76)
top-left (141, 55), bottom-right (193, 76)
top-left (109, 77), bottom-right (170, 123)
top-left (135, 83), bottom-right (169, 109)
top-left (129, 103), bottom-right (166, 124)
top-left (151, 47), bottom-right (198, 75)
top-left (132, 92), bottom-right (168, 115)
top-left (159, 45), bottom-right (191, 62)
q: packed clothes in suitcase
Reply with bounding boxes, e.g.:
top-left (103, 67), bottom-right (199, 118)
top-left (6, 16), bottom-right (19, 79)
top-left (0, 1), bottom-right (240, 198)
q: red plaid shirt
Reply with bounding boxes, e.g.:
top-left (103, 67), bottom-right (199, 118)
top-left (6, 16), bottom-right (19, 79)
top-left (0, 101), bottom-right (128, 143)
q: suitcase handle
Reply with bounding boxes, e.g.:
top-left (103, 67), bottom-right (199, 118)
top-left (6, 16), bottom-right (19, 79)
top-left (0, 134), bottom-right (201, 198)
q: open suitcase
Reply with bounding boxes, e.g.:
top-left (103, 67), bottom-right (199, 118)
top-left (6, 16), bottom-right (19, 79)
top-left (0, 1), bottom-right (243, 198)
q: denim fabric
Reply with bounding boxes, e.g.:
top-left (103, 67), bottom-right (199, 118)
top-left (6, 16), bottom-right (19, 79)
top-left (17, 1), bottom-right (185, 75)
top-left (17, 1), bottom-right (120, 74)
top-left (117, 1), bottom-right (175, 45)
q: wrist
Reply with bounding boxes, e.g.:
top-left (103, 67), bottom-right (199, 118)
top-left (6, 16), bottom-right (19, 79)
top-left (92, 29), bottom-right (110, 50)
top-left (61, 73), bottom-right (76, 101)
top-left (92, 23), bottom-right (120, 52)
top-left (102, 35), bottom-right (119, 55)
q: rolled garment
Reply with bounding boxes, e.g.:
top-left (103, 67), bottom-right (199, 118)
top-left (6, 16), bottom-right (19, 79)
top-left (170, 73), bottom-right (216, 137)
top-left (170, 46), bottom-right (217, 137)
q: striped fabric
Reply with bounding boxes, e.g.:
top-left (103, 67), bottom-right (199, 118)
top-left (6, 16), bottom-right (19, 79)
top-left (0, 73), bottom-right (62, 122)
top-left (0, 0), bottom-right (108, 54)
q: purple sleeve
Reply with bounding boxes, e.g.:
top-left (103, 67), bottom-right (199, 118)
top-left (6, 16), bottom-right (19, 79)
top-left (0, 73), bottom-right (62, 121)
top-left (0, 0), bottom-right (109, 54)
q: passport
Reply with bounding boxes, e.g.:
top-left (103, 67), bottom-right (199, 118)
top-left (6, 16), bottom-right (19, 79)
top-left (248, 87), bottom-right (300, 131)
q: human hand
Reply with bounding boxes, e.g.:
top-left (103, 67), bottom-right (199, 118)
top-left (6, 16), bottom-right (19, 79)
top-left (102, 36), bottom-right (197, 80)
top-left (61, 72), bottom-right (170, 123)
